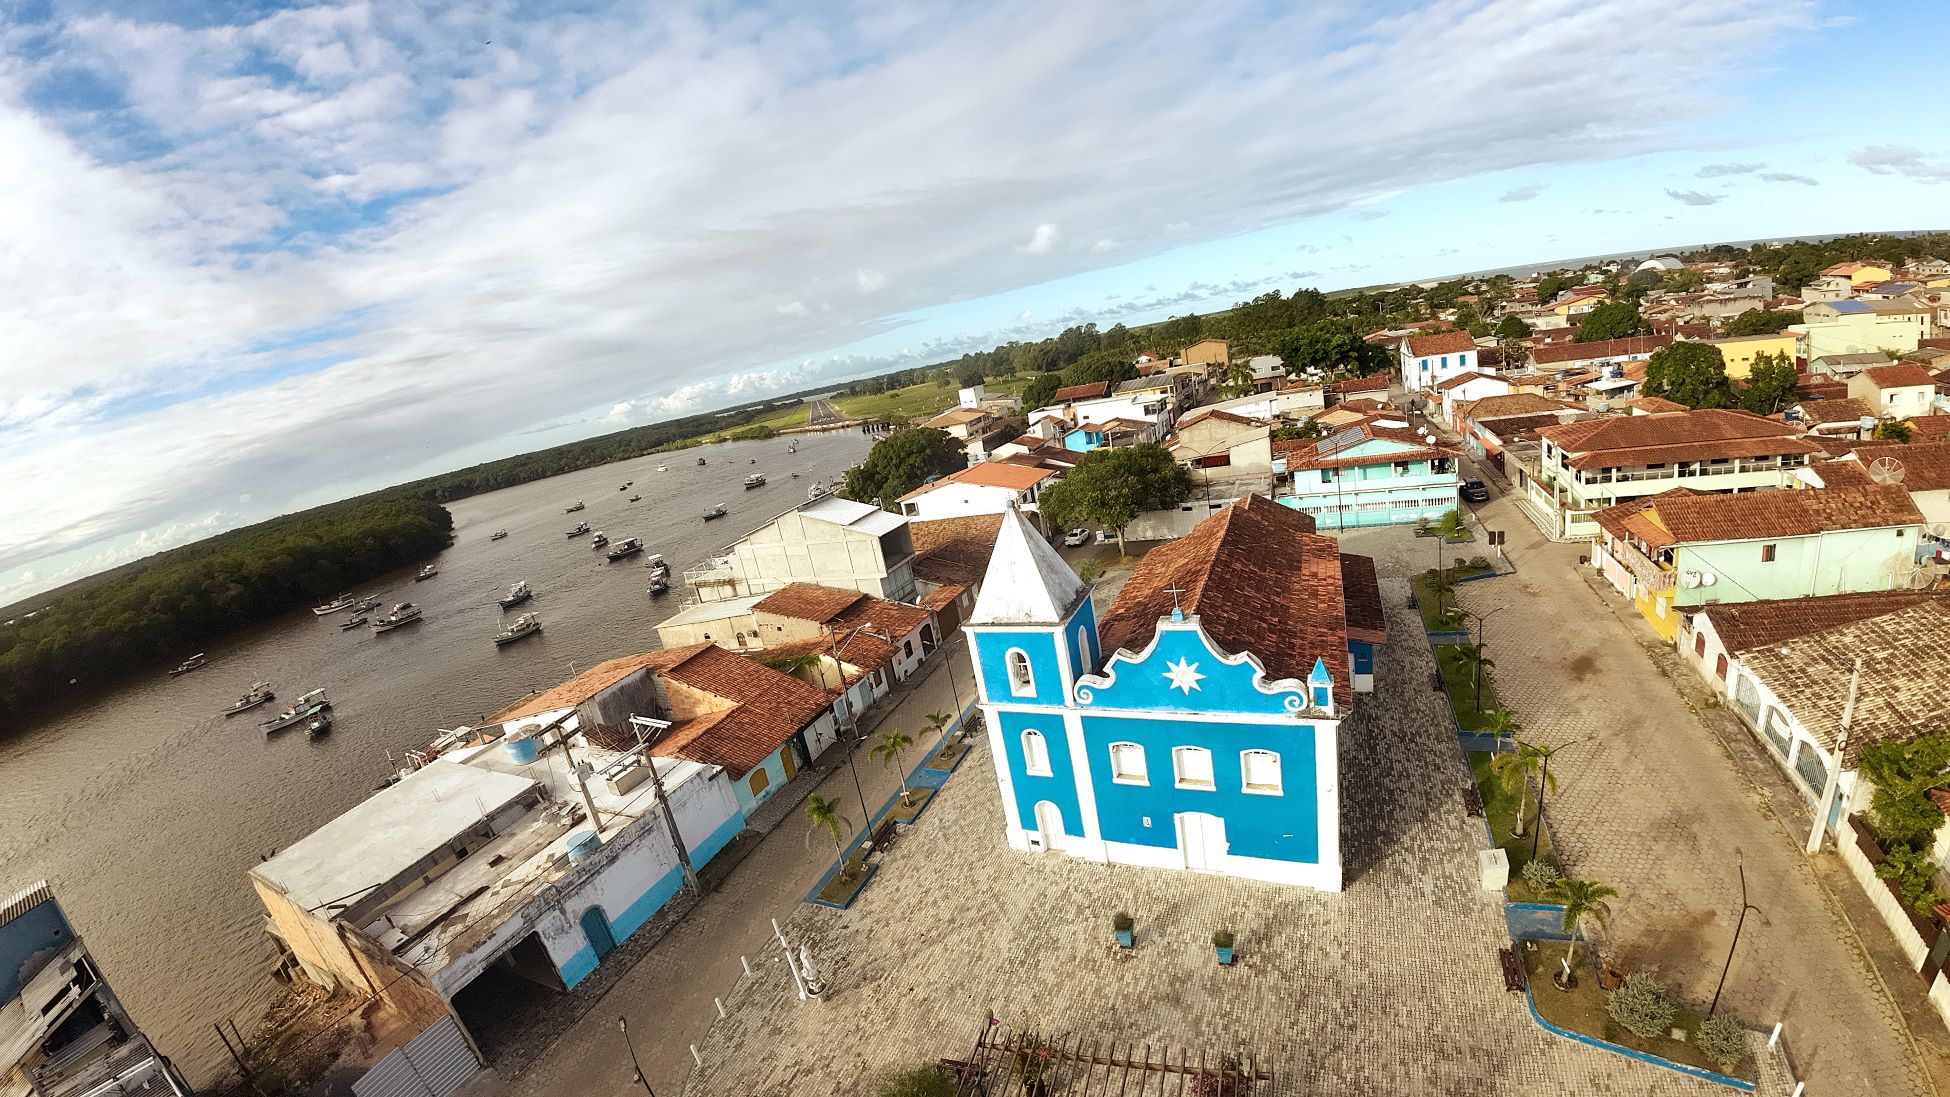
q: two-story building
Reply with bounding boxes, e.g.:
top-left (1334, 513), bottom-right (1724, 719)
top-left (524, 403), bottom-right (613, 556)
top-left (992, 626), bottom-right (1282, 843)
top-left (1515, 408), bottom-right (1825, 539)
top-left (1698, 332), bottom-right (1798, 379)
top-left (966, 498), bottom-right (1383, 892)
top-left (678, 495), bottom-right (917, 606)
top-left (1848, 363), bottom-right (1940, 420)
top-left (1526, 334), bottom-right (1671, 376)
top-left (1796, 299), bottom-right (1933, 361)
top-left (1589, 483), bottom-right (1924, 641)
top-left (897, 461), bottom-right (1059, 521)
top-left (1273, 422), bottom-right (1463, 529)
top-left (1397, 331), bottom-right (1479, 394)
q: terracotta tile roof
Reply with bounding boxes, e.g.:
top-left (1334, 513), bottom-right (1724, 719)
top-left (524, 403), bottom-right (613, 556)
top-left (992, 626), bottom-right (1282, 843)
top-left (1339, 553), bottom-right (1387, 644)
top-left (1433, 371), bottom-right (1502, 393)
top-left (925, 407), bottom-right (989, 428)
top-left (1906, 415), bottom-right (1950, 440)
top-left (1464, 393), bottom-right (1570, 422)
top-left (1404, 331), bottom-right (1476, 356)
top-left (1862, 363), bottom-right (1939, 389)
top-left (898, 461), bottom-right (1057, 500)
top-left (1845, 440), bottom-right (1950, 491)
top-left (1052, 381), bottom-right (1111, 402)
top-left (1473, 413), bottom-right (1564, 441)
top-left (918, 583), bottom-right (965, 612)
top-left (1703, 591), bottom-right (1949, 655)
top-left (1608, 485), bottom-right (1920, 547)
top-left (490, 651), bottom-right (678, 723)
top-left (754, 583), bottom-right (867, 623)
top-left (1790, 397), bottom-right (1878, 425)
top-left (1338, 398), bottom-right (1390, 414)
top-left (1327, 375), bottom-right (1391, 394)
top-left (909, 513), bottom-right (1004, 558)
top-left (1625, 397), bottom-right (1689, 414)
top-left (1174, 407), bottom-right (1264, 430)
top-left (1539, 409), bottom-right (1820, 469)
top-left (651, 644), bottom-right (835, 777)
top-left (1529, 335), bottom-right (1672, 366)
top-left (1096, 495), bottom-right (1354, 694)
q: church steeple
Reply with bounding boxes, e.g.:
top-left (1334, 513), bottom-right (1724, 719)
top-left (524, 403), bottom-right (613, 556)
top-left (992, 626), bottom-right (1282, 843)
top-left (970, 506), bottom-right (1088, 626)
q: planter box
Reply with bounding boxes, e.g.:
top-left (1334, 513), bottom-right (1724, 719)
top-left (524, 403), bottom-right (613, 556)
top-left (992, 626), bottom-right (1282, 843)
top-left (1215, 946), bottom-right (1235, 965)
top-left (1115, 930), bottom-right (1133, 949)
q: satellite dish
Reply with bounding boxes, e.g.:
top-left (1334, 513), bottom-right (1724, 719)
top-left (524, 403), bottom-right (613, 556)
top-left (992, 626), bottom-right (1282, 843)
top-left (1680, 571), bottom-right (1703, 589)
top-left (1932, 523), bottom-right (1950, 538)
top-left (1869, 456), bottom-right (1907, 485)
top-left (1700, 572), bottom-right (1718, 587)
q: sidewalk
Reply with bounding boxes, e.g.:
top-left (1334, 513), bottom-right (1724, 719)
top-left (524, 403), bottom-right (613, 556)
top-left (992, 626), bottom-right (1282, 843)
top-left (491, 631), bottom-right (978, 1097)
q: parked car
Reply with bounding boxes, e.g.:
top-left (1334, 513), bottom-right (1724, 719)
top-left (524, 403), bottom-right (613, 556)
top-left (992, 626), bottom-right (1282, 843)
top-left (1460, 478), bottom-right (1490, 503)
top-left (1063, 528), bottom-right (1090, 547)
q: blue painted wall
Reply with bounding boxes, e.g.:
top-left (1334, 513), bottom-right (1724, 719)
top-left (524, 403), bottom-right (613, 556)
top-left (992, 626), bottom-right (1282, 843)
top-left (1064, 598), bottom-right (1099, 681)
top-left (556, 810), bottom-right (746, 989)
top-left (972, 627), bottom-right (1067, 706)
top-left (1349, 641), bottom-right (1374, 678)
top-left (0, 897), bottom-right (73, 1003)
top-left (1079, 715), bottom-right (1319, 863)
top-left (1077, 625), bottom-right (1305, 716)
top-left (733, 743), bottom-right (796, 818)
top-left (997, 708), bottom-right (1080, 837)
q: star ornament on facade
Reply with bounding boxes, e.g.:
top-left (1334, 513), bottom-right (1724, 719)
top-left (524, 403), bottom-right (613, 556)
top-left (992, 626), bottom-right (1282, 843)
top-left (1164, 657), bottom-right (1206, 694)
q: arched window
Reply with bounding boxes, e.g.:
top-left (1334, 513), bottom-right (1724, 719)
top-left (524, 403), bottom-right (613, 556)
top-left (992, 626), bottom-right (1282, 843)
top-left (1241, 749), bottom-right (1282, 795)
top-left (1021, 729), bottom-right (1052, 777)
top-left (1006, 649), bottom-right (1035, 697)
top-left (1172, 746), bottom-right (1214, 790)
top-left (1075, 625), bottom-right (1093, 673)
top-left (1109, 742), bottom-right (1147, 785)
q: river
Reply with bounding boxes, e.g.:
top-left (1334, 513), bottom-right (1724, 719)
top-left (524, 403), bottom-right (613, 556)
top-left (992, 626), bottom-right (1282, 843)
top-left (0, 429), bottom-right (873, 1086)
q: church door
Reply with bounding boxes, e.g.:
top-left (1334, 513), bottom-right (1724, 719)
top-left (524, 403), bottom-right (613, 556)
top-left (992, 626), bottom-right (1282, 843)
top-left (1032, 801), bottom-right (1067, 853)
top-left (1177, 812), bottom-right (1227, 873)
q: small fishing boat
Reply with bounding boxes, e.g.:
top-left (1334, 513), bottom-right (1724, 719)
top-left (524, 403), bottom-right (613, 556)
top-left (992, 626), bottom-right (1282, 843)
top-left (565, 501), bottom-right (586, 513)
top-left (306, 714), bottom-right (333, 738)
top-left (168, 654), bottom-right (209, 678)
top-left (808, 483), bottom-right (823, 500)
top-left (415, 564), bottom-right (439, 582)
top-left (311, 594), bottom-right (355, 616)
top-left (749, 458), bottom-right (757, 464)
top-left (261, 688), bottom-right (331, 732)
top-left (490, 530), bottom-right (509, 541)
top-left (222, 682), bottom-right (276, 717)
top-left (494, 613), bottom-right (543, 646)
top-left (338, 614), bottom-right (369, 631)
top-left (702, 504), bottom-right (728, 521)
top-left (565, 521), bottom-right (590, 538)
top-left (646, 577), bottom-right (670, 596)
top-left (590, 532), bottom-right (609, 549)
top-left (351, 596), bottom-right (381, 613)
top-left (787, 444), bottom-right (798, 454)
top-left (605, 537), bottom-right (643, 561)
top-left (628, 494), bottom-right (641, 502)
top-left (790, 472), bottom-right (800, 479)
top-left (696, 457), bottom-right (707, 466)
top-left (656, 465), bottom-right (669, 472)
top-left (743, 473), bottom-right (766, 489)
top-left (370, 603), bottom-right (423, 632)
top-left (498, 580), bottom-right (532, 609)
top-left (644, 553), bottom-right (669, 575)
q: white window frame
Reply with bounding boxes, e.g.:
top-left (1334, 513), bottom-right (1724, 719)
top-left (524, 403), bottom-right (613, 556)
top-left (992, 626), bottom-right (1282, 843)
top-left (1109, 742), bottom-right (1148, 785)
top-left (1021, 729), bottom-right (1052, 777)
top-left (1241, 749), bottom-right (1282, 795)
top-left (1172, 746), bottom-right (1215, 790)
top-left (1006, 648), bottom-right (1035, 697)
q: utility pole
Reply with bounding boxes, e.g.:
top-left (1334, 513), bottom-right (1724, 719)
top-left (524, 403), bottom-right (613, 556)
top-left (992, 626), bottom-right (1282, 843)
top-left (1708, 860), bottom-right (1762, 1017)
top-left (558, 722), bottom-right (606, 836)
top-left (632, 715), bottom-right (700, 894)
top-left (1807, 658), bottom-right (1863, 854)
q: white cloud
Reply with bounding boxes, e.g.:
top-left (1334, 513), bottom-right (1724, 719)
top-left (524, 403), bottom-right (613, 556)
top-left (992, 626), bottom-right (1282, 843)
top-left (1664, 187), bottom-right (1722, 206)
top-left (1696, 162), bottom-right (1762, 177)
top-left (1849, 144), bottom-right (1950, 182)
top-left (1018, 222), bottom-right (1060, 255)
top-left (775, 300), bottom-right (811, 316)
top-left (1090, 238), bottom-right (1119, 253)
top-left (855, 268), bottom-right (886, 293)
top-left (1499, 183), bottom-right (1544, 202)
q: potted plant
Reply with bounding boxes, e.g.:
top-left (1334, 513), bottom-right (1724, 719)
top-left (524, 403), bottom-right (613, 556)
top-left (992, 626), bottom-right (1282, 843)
top-left (1113, 911), bottom-right (1134, 949)
top-left (1212, 928), bottom-right (1235, 965)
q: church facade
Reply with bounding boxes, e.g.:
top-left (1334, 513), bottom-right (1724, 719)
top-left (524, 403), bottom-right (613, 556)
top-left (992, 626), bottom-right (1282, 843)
top-left (966, 497), bottom-right (1385, 892)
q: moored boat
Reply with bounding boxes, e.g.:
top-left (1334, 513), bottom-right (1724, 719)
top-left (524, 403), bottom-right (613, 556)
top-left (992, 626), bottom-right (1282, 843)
top-left (370, 603), bottom-right (423, 632)
top-left (743, 473), bottom-right (766, 489)
top-left (168, 654), bottom-right (209, 678)
top-left (605, 537), bottom-right (643, 561)
top-left (628, 494), bottom-right (641, 502)
top-left (415, 563), bottom-right (439, 581)
top-left (565, 521), bottom-right (590, 538)
top-left (565, 501), bottom-right (586, 513)
top-left (590, 531), bottom-right (609, 549)
top-left (306, 714), bottom-right (333, 737)
top-left (656, 465), bottom-right (669, 472)
top-left (702, 504), bottom-right (728, 521)
top-left (645, 577), bottom-right (670, 596)
top-left (351, 596), bottom-right (381, 613)
top-left (261, 688), bottom-right (331, 732)
top-left (644, 553), bottom-right (669, 575)
top-left (222, 682), bottom-right (276, 717)
top-left (311, 594), bottom-right (355, 616)
top-left (339, 615), bottom-right (369, 630)
top-left (490, 530), bottom-right (509, 541)
top-left (494, 613), bottom-right (543, 646)
top-left (696, 457), bottom-right (707, 466)
top-left (498, 580), bottom-right (532, 609)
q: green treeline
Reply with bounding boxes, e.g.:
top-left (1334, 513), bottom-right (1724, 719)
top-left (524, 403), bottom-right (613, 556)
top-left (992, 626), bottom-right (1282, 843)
top-left (0, 495), bottom-right (453, 721)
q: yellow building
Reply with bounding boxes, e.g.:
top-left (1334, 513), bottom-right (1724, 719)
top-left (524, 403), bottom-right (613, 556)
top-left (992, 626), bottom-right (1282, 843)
top-left (1821, 261), bottom-right (1893, 287)
top-left (1700, 333), bottom-right (1796, 379)
top-left (1181, 337), bottom-right (1230, 370)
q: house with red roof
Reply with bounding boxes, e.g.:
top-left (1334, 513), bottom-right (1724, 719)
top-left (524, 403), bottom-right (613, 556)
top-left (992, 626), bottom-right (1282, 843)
top-left (898, 461), bottom-right (1061, 521)
top-left (1396, 330), bottom-right (1481, 394)
top-left (1273, 421), bottom-right (1463, 529)
top-left (1847, 362), bottom-right (1940, 420)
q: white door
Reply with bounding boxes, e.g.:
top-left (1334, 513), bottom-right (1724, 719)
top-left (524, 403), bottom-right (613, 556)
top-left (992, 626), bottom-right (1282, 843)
top-left (1177, 812), bottom-right (1227, 872)
top-left (1032, 801), bottom-right (1067, 853)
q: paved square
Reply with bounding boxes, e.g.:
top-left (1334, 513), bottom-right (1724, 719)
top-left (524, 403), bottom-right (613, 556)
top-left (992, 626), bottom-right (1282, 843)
top-left (680, 581), bottom-right (1794, 1096)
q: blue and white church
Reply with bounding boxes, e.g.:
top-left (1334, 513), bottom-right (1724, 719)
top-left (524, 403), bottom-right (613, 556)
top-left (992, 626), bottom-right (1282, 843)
top-left (966, 496), bottom-right (1386, 892)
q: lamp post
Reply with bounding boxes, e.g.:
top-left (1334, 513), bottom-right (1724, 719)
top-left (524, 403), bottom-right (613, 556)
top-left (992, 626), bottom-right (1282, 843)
top-left (1457, 606), bottom-right (1510, 711)
top-left (1708, 861), bottom-right (1763, 1017)
top-left (617, 1016), bottom-right (655, 1096)
top-left (1529, 738), bottom-right (1587, 864)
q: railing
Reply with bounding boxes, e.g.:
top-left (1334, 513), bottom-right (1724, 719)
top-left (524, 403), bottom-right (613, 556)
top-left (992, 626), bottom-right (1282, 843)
top-left (1609, 540), bottom-right (1675, 591)
top-left (1574, 457), bottom-right (1803, 485)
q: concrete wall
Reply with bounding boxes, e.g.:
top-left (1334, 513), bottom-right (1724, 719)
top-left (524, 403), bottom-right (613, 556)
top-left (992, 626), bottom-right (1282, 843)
top-left (1838, 823), bottom-right (1930, 970)
top-left (902, 482), bottom-right (1032, 521)
top-left (1125, 497), bottom-right (1241, 541)
top-left (1673, 526), bottom-right (1919, 606)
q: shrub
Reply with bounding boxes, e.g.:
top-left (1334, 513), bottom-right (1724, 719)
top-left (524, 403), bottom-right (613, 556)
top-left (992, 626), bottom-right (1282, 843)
top-left (1468, 555), bottom-right (1490, 569)
top-left (1694, 1015), bottom-right (1747, 1074)
top-left (1522, 858), bottom-right (1561, 893)
top-left (1211, 928), bottom-right (1236, 949)
top-left (1113, 911), bottom-right (1134, 932)
top-left (1606, 971), bottom-right (1675, 1041)
top-left (1876, 844), bottom-right (1947, 917)
top-left (874, 1065), bottom-right (955, 1097)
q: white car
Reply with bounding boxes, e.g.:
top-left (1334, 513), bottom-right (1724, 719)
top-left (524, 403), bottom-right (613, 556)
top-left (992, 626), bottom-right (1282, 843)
top-left (1063, 528), bottom-right (1090, 547)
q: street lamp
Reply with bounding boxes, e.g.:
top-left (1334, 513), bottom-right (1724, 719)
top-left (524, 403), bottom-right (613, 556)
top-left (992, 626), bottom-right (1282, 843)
top-left (1530, 737), bottom-right (1587, 864)
top-left (1708, 861), bottom-right (1763, 1017)
top-left (617, 1016), bottom-right (655, 1096)
top-left (1456, 605), bottom-right (1510, 711)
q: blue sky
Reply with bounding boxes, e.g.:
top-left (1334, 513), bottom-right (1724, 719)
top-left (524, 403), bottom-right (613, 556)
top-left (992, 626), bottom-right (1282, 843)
top-left (0, 0), bottom-right (1947, 604)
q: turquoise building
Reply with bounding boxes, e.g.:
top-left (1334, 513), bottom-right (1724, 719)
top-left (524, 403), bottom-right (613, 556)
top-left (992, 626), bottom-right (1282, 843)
top-left (1273, 422), bottom-right (1464, 529)
top-left (966, 498), bottom-right (1384, 891)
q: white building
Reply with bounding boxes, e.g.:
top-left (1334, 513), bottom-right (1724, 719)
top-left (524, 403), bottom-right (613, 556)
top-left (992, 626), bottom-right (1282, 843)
top-left (1397, 331), bottom-right (1480, 393)
top-left (898, 462), bottom-right (1059, 520)
top-left (681, 495), bottom-right (917, 606)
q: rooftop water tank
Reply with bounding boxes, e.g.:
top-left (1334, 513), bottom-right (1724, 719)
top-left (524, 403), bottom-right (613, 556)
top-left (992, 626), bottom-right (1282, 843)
top-left (567, 830), bottom-right (602, 863)
top-left (505, 736), bottom-right (540, 764)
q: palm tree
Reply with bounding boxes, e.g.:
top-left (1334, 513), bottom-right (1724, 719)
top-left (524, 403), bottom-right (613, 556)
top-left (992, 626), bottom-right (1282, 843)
top-left (923, 710), bottom-right (953, 740)
top-left (1489, 739), bottom-right (1555, 839)
top-left (1436, 508), bottom-right (1467, 542)
top-left (1445, 643), bottom-right (1494, 710)
top-left (1427, 573), bottom-right (1458, 624)
top-left (804, 793), bottom-right (852, 879)
top-left (1480, 708), bottom-right (1522, 748)
top-left (871, 728), bottom-right (918, 805)
top-left (1548, 876), bottom-right (1618, 988)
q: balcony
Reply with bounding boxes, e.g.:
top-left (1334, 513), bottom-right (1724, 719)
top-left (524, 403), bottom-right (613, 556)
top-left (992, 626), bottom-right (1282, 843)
top-left (1609, 539), bottom-right (1676, 592)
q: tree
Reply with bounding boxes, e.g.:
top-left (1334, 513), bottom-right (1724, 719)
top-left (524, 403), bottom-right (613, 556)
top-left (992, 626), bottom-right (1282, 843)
top-left (1642, 342), bottom-right (1733, 409)
top-left (1494, 314), bottom-right (1532, 340)
top-left (871, 728), bottom-right (917, 806)
top-left (1059, 350), bottom-right (1137, 390)
top-left (1037, 445), bottom-right (1192, 549)
top-left (1536, 275), bottom-right (1567, 305)
top-left (1875, 420), bottom-right (1913, 443)
top-left (953, 361), bottom-right (986, 389)
top-left (841, 428), bottom-right (966, 507)
top-left (1738, 351), bottom-right (1798, 415)
top-left (1574, 300), bottom-right (1647, 342)
top-left (1490, 739), bottom-right (1557, 840)
top-left (1548, 876), bottom-right (1618, 987)
top-left (1480, 709), bottom-right (1522, 747)
top-left (1276, 320), bottom-right (1391, 377)
top-left (1859, 734), bottom-right (1950, 849)
top-left (1022, 373), bottom-right (1062, 410)
top-left (1445, 642), bottom-right (1495, 711)
top-left (804, 793), bottom-right (853, 880)
top-left (1725, 308), bottom-right (1797, 337)
top-left (1271, 419), bottom-right (1324, 443)
top-left (1218, 359), bottom-right (1256, 397)
top-left (1624, 268), bottom-right (1662, 290)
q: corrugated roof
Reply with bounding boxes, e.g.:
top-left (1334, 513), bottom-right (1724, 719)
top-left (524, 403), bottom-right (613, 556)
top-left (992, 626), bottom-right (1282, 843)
top-left (1530, 335), bottom-right (1671, 366)
top-left (1052, 381), bottom-right (1111, 401)
top-left (1602, 485), bottom-right (1919, 547)
top-left (799, 495), bottom-right (909, 536)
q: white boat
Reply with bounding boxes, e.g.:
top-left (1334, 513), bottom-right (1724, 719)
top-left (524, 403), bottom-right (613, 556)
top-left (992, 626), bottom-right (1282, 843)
top-left (351, 596), bottom-right (381, 613)
top-left (656, 465), bottom-right (670, 472)
top-left (743, 473), bottom-right (766, 489)
top-left (305, 714), bottom-right (333, 737)
top-left (646, 577), bottom-right (670, 596)
top-left (312, 594), bottom-right (355, 616)
top-left (590, 531), bottom-right (609, 549)
top-left (415, 564), bottom-right (439, 582)
top-left (565, 501), bottom-right (586, 513)
top-left (490, 530), bottom-right (509, 541)
top-left (338, 614), bottom-right (369, 631)
top-left (605, 537), bottom-right (643, 561)
top-left (261, 688), bottom-right (331, 732)
top-left (370, 603), bottom-right (423, 632)
top-left (644, 553), bottom-right (668, 574)
top-left (168, 654), bottom-right (208, 677)
top-left (566, 521), bottom-right (590, 538)
top-left (494, 613), bottom-right (543, 646)
top-left (498, 580), bottom-right (532, 609)
top-left (222, 682), bottom-right (276, 717)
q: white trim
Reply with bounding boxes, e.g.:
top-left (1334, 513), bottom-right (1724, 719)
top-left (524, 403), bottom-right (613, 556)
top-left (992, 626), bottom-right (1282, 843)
top-left (982, 704), bottom-right (1024, 842)
top-left (1064, 711), bottom-right (1103, 845)
top-left (1020, 727), bottom-right (1053, 776)
top-left (1171, 745), bottom-right (1216, 790)
top-left (1240, 748), bottom-right (1283, 795)
top-left (985, 699), bottom-right (1342, 731)
top-left (1108, 741), bottom-right (1149, 785)
top-left (1006, 647), bottom-right (1037, 697)
top-left (1074, 617), bottom-right (1323, 715)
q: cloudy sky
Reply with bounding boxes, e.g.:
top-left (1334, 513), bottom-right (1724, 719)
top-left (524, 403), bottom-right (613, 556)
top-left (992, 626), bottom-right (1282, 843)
top-left (1, 0), bottom-right (1946, 603)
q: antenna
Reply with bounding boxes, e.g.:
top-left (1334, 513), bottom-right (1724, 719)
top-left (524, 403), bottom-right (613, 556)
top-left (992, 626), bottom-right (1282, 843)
top-left (1868, 456), bottom-right (1907, 485)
